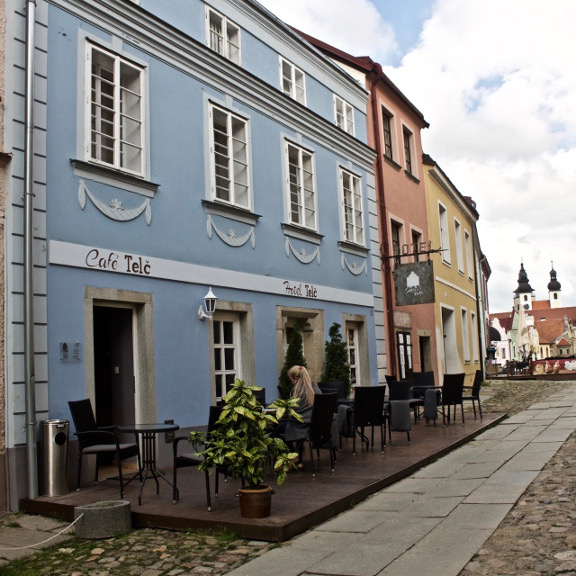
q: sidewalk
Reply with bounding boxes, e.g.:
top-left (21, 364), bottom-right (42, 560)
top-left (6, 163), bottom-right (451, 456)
top-left (226, 385), bottom-right (576, 576)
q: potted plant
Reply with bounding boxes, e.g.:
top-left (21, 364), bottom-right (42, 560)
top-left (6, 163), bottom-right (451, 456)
top-left (322, 322), bottom-right (352, 398)
top-left (190, 379), bottom-right (302, 518)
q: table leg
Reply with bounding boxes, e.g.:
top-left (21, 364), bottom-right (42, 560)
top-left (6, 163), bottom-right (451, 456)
top-left (136, 431), bottom-right (177, 506)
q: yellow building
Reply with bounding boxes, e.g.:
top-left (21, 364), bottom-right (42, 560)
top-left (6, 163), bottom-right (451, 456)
top-left (423, 155), bottom-right (484, 386)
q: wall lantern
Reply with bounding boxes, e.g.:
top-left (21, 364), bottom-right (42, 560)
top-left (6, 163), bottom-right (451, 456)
top-left (198, 287), bottom-right (218, 321)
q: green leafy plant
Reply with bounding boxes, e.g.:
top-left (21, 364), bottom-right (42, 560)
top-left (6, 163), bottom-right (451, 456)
top-left (322, 322), bottom-right (351, 397)
top-left (278, 326), bottom-right (307, 399)
top-left (190, 379), bottom-right (303, 488)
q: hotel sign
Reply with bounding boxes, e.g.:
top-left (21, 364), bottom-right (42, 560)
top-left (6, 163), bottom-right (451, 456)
top-left (394, 261), bottom-right (435, 306)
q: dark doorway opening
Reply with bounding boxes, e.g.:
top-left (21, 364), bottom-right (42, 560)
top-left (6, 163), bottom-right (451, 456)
top-left (93, 306), bottom-right (136, 429)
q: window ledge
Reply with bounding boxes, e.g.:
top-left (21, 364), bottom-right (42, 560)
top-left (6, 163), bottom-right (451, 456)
top-left (281, 223), bottom-right (324, 245)
top-left (404, 170), bottom-right (420, 184)
top-left (202, 199), bottom-right (261, 225)
top-left (384, 155), bottom-right (401, 171)
top-left (338, 241), bottom-right (369, 257)
top-left (71, 159), bottom-right (159, 197)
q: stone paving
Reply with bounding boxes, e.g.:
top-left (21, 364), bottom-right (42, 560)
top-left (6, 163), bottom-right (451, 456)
top-left (0, 378), bottom-right (574, 576)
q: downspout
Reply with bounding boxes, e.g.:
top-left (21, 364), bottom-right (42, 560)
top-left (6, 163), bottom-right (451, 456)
top-left (24, 0), bottom-right (38, 498)
top-left (368, 63), bottom-right (397, 376)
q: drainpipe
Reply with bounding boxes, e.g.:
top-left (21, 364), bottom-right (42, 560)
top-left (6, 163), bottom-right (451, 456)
top-left (24, 0), bottom-right (38, 498)
top-left (368, 63), bottom-right (397, 376)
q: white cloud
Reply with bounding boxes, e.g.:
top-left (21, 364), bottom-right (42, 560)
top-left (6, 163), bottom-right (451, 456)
top-left (256, 0), bottom-right (398, 59)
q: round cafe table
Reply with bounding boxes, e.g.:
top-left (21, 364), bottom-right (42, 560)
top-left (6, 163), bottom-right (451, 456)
top-left (117, 423), bottom-right (179, 506)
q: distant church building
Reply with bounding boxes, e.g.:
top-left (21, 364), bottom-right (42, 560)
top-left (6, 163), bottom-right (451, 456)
top-left (489, 263), bottom-right (576, 375)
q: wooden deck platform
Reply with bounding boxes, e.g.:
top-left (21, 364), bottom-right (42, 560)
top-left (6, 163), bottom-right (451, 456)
top-left (21, 413), bottom-right (503, 542)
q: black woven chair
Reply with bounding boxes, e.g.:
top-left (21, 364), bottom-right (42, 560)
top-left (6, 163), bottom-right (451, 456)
top-left (463, 370), bottom-right (484, 419)
top-left (173, 405), bottom-right (228, 511)
top-left (386, 380), bottom-right (413, 443)
top-left (68, 399), bottom-right (141, 499)
top-left (350, 385), bottom-right (387, 455)
top-left (411, 371), bottom-right (436, 420)
top-left (318, 382), bottom-right (349, 405)
top-left (441, 373), bottom-right (466, 425)
top-left (304, 392), bottom-right (338, 477)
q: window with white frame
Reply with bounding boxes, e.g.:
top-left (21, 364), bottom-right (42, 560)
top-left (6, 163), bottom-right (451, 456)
top-left (403, 126), bottom-right (413, 175)
top-left (286, 142), bottom-right (316, 229)
top-left (334, 96), bottom-right (354, 135)
top-left (88, 43), bottom-right (144, 176)
top-left (382, 107), bottom-right (394, 159)
top-left (465, 230), bottom-right (473, 279)
top-left (461, 308), bottom-right (470, 362)
top-left (455, 219), bottom-right (464, 273)
top-left (439, 204), bottom-right (451, 264)
top-left (209, 104), bottom-right (250, 209)
top-left (212, 314), bottom-right (240, 402)
top-left (471, 311), bottom-right (479, 362)
top-left (346, 324), bottom-right (359, 386)
top-left (341, 168), bottom-right (364, 245)
top-left (280, 57), bottom-right (306, 104)
top-left (391, 220), bottom-right (402, 267)
top-left (207, 7), bottom-right (241, 64)
top-left (412, 230), bottom-right (422, 262)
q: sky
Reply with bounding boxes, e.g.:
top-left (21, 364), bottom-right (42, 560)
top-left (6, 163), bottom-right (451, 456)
top-left (257, 0), bottom-right (576, 313)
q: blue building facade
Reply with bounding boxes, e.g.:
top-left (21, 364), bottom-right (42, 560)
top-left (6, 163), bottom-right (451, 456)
top-left (3, 0), bottom-right (379, 508)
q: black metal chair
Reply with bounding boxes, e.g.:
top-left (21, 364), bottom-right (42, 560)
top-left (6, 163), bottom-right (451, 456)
top-left (441, 373), bottom-right (466, 425)
top-left (463, 370), bottom-right (484, 419)
top-left (304, 392), bottom-right (338, 477)
top-left (68, 399), bottom-right (141, 499)
top-left (172, 405), bottom-right (227, 511)
top-left (350, 385), bottom-right (387, 455)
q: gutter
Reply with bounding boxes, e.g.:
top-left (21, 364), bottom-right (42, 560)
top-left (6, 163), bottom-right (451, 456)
top-left (24, 0), bottom-right (38, 498)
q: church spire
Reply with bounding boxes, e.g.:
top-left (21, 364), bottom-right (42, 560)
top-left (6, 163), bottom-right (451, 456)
top-left (514, 262), bottom-right (534, 311)
top-left (548, 261), bottom-right (562, 308)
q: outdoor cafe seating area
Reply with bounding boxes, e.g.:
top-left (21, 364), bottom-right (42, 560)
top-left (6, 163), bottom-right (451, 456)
top-left (23, 373), bottom-right (499, 542)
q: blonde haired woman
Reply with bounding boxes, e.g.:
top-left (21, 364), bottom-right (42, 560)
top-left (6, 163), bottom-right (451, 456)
top-left (282, 365), bottom-right (320, 469)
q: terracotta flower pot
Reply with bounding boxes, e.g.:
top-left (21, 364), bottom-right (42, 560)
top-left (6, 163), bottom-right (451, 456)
top-left (237, 485), bottom-right (274, 518)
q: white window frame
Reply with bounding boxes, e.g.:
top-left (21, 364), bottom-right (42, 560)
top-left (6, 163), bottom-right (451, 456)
top-left (206, 7), bottom-right (241, 64)
top-left (280, 57), bottom-right (306, 104)
top-left (346, 324), bottom-right (359, 386)
top-left (86, 42), bottom-right (145, 176)
top-left (382, 106), bottom-right (395, 160)
top-left (461, 308), bottom-right (470, 363)
top-left (334, 95), bottom-right (354, 135)
top-left (212, 313), bottom-right (241, 402)
top-left (439, 204), bottom-right (451, 264)
top-left (471, 311), bottom-right (479, 362)
top-left (209, 103), bottom-right (251, 209)
top-left (340, 168), bottom-right (364, 245)
top-left (403, 126), bottom-right (414, 175)
top-left (285, 141), bottom-right (317, 230)
top-left (455, 218), bottom-right (464, 273)
top-left (465, 230), bottom-right (473, 280)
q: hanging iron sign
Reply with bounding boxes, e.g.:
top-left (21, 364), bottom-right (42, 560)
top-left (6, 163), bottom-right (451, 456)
top-left (394, 261), bottom-right (435, 306)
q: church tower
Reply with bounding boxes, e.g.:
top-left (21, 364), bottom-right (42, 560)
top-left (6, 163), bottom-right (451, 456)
top-left (547, 262), bottom-right (562, 308)
top-left (513, 262), bottom-right (534, 311)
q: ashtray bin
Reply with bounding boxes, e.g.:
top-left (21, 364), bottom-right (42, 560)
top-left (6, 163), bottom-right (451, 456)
top-left (41, 419), bottom-right (69, 496)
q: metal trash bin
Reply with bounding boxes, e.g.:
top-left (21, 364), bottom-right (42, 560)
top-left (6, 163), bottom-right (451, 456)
top-left (41, 419), bottom-right (69, 496)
